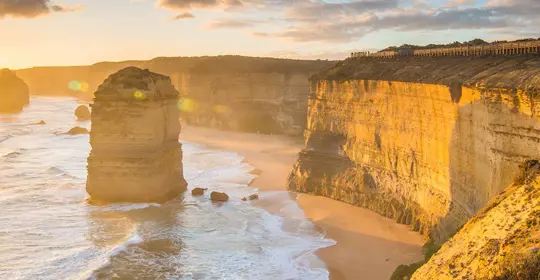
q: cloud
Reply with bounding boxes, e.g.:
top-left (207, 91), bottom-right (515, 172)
top-left (0, 0), bottom-right (81, 19)
top-left (172, 12), bottom-right (195, 19)
top-left (205, 18), bottom-right (263, 29)
top-left (158, 0), bottom-right (242, 10)
top-left (156, 0), bottom-right (540, 43)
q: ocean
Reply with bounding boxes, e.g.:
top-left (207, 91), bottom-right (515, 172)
top-left (0, 96), bottom-right (335, 280)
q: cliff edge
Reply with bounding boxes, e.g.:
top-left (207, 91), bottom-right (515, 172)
top-left (317, 56), bottom-right (540, 90)
top-left (0, 68), bottom-right (30, 113)
top-left (289, 56), bottom-right (540, 244)
top-left (412, 160), bottom-right (540, 280)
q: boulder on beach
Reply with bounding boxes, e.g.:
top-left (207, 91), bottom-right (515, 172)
top-left (67, 126), bottom-right (89, 135)
top-left (210, 191), bottom-right (229, 202)
top-left (36, 120), bottom-right (46, 125)
top-left (0, 69), bottom-right (30, 113)
top-left (192, 187), bottom-right (208, 196)
top-left (75, 105), bottom-right (91, 121)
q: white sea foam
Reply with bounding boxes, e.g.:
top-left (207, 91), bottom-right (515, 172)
top-left (0, 97), bottom-right (335, 280)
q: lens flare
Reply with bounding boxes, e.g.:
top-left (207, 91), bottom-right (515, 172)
top-left (68, 80), bottom-right (90, 92)
top-left (68, 80), bottom-right (81, 91)
top-left (134, 91), bottom-right (146, 100)
top-left (214, 104), bottom-right (231, 114)
top-left (177, 98), bottom-right (197, 113)
top-left (80, 82), bottom-right (89, 92)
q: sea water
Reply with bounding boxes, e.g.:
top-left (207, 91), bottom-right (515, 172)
top-left (0, 97), bottom-right (334, 280)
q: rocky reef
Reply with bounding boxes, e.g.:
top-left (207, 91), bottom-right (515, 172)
top-left (86, 67), bottom-right (187, 203)
top-left (412, 160), bottom-right (540, 279)
top-left (0, 68), bottom-right (30, 113)
top-left (289, 56), bottom-right (540, 243)
top-left (16, 56), bottom-right (334, 135)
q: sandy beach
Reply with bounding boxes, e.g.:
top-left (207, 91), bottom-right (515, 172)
top-left (180, 125), bottom-right (425, 280)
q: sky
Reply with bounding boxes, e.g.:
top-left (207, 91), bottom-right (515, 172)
top-left (1, 0), bottom-right (539, 69)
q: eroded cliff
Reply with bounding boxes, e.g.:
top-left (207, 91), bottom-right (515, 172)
top-left (16, 56), bottom-right (333, 135)
top-left (0, 69), bottom-right (30, 113)
top-left (183, 56), bottom-right (332, 135)
top-left (412, 160), bottom-right (540, 280)
top-left (289, 56), bottom-right (540, 243)
top-left (86, 67), bottom-right (187, 203)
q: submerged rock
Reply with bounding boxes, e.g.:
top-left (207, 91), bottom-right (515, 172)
top-left (67, 126), bottom-right (89, 135)
top-left (210, 191), bottom-right (229, 202)
top-left (0, 69), bottom-right (30, 113)
top-left (86, 67), bottom-right (187, 203)
top-left (75, 105), bottom-right (91, 121)
top-left (243, 194), bottom-right (259, 201)
top-left (191, 187), bottom-right (208, 196)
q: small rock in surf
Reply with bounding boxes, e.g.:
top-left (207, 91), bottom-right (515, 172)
top-left (67, 126), bottom-right (89, 135)
top-left (75, 105), bottom-right (91, 121)
top-left (192, 187), bottom-right (208, 196)
top-left (210, 191), bottom-right (229, 202)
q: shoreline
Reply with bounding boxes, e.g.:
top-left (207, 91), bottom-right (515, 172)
top-left (179, 124), bottom-right (425, 280)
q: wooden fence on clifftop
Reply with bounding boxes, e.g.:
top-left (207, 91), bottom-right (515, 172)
top-left (351, 40), bottom-right (540, 59)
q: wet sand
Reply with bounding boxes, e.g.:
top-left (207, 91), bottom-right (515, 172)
top-left (179, 125), bottom-right (425, 280)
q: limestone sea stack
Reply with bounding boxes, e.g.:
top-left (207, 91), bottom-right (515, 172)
top-left (86, 67), bottom-right (187, 203)
top-left (0, 69), bottom-right (30, 113)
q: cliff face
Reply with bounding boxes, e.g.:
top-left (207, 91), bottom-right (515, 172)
top-left (16, 56), bottom-right (334, 134)
top-left (289, 57), bottom-right (540, 243)
top-left (185, 71), bottom-right (311, 135)
top-left (86, 67), bottom-right (187, 203)
top-left (0, 69), bottom-right (30, 113)
top-left (412, 160), bottom-right (540, 280)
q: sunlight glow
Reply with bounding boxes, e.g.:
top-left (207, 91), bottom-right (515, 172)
top-left (213, 104), bottom-right (231, 114)
top-left (68, 80), bottom-right (89, 92)
top-left (133, 91), bottom-right (147, 100)
top-left (177, 98), bottom-right (197, 113)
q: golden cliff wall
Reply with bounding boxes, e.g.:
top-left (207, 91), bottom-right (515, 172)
top-left (289, 79), bottom-right (540, 242)
top-left (412, 160), bottom-right (540, 280)
top-left (183, 72), bottom-right (311, 135)
top-left (16, 56), bottom-right (334, 134)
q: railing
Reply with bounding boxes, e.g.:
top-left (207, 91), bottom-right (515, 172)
top-left (350, 40), bottom-right (540, 59)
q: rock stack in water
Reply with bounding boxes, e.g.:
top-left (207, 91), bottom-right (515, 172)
top-left (0, 69), bottom-right (30, 113)
top-left (86, 67), bottom-right (187, 203)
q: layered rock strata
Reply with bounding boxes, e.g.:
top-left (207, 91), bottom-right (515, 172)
top-left (289, 56), bottom-right (540, 243)
top-left (182, 56), bottom-right (333, 135)
top-left (412, 160), bottom-right (540, 279)
top-left (0, 69), bottom-right (30, 113)
top-left (86, 67), bottom-right (187, 203)
top-left (16, 56), bottom-right (334, 135)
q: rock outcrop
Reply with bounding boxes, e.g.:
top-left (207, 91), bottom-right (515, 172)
top-left (86, 67), bottom-right (187, 203)
top-left (191, 187), bottom-right (207, 196)
top-left (289, 56), bottom-right (540, 243)
top-left (67, 126), bottom-right (89, 135)
top-left (0, 68), bottom-right (30, 113)
top-left (75, 105), bottom-right (91, 120)
top-left (412, 160), bottom-right (540, 280)
top-left (210, 191), bottom-right (229, 202)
